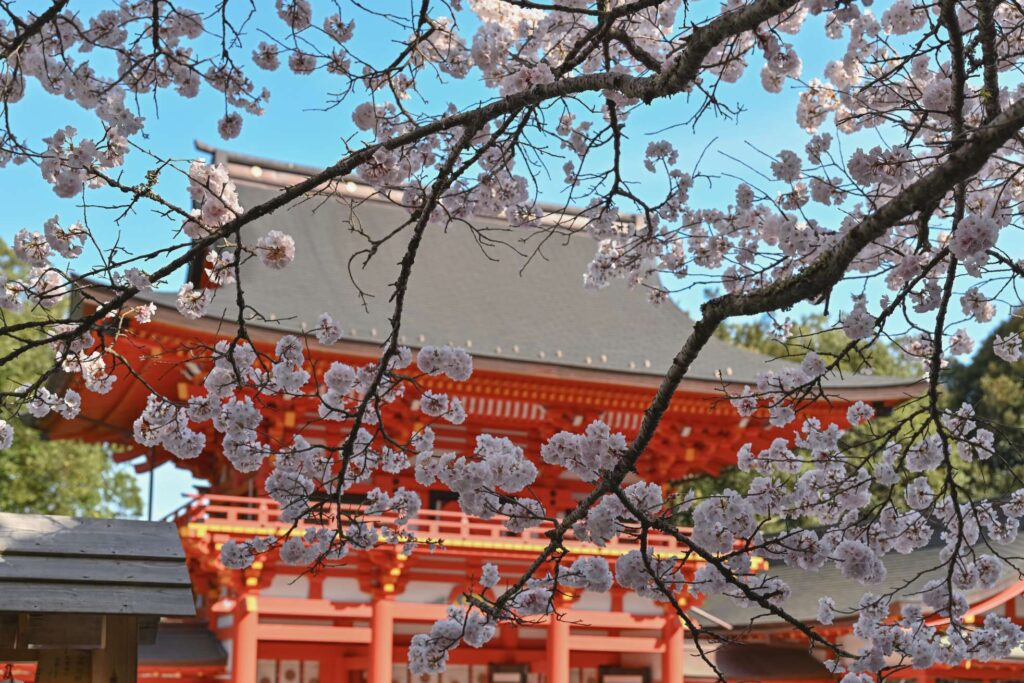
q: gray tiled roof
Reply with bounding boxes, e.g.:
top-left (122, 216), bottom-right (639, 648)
top-left (156, 147), bottom-right (920, 391)
top-left (139, 621), bottom-right (227, 666)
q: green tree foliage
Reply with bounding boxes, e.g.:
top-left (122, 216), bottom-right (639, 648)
top-left (681, 314), bottom-right (1020, 512)
top-left (0, 241), bottom-right (142, 517)
top-left (717, 313), bottom-right (919, 378)
top-left (944, 315), bottom-right (1024, 495)
top-left (0, 429), bottom-right (142, 517)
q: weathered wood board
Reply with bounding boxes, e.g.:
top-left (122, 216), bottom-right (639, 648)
top-left (0, 512), bottom-right (195, 617)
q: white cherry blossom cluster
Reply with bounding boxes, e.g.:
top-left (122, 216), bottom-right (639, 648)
top-left (415, 433), bottom-right (540, 527)
top-left (178, 341), bottom-right (491, 569)
top-left (2, 215), bottom-right (89, 314)
top-left (25, 387), bottom-right (81, 421)
top-left (575, 481), bottom-right (664, 547)
top-left (540, 420), bottom-right (627, 483)
top-left (409, 605), bottom-right (498, 673)
top-left (185, 160), bottom-right (243, 234)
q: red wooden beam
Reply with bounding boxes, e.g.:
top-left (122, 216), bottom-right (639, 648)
top-left (562, 610), bottom-right (667, 630)
top-left (569, 634), bottom-right (661, 653)
top-left (259, 597), bottom-right (372, 619)
top-left (925, 579), bottom-right (1024, 627)
top-left (256, 596), bottom-right (676, 633)
top-left (256, 623), bottom-right (371, 644)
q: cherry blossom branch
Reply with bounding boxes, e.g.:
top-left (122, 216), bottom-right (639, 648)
top-left (0, 0), bottom-right (70, 59)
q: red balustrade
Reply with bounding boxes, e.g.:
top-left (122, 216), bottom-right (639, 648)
top-left (167, 493), bottom-right (695, 557)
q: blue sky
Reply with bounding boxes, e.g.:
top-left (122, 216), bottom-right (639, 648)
top-left (0, 3), bottom-right (1010, 517)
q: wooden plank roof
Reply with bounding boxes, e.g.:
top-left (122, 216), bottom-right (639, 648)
top-left (0, 513), bottom-right (195, 616)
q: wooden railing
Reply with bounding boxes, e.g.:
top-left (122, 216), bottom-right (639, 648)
top-left (167, 493), bottom-right (695, 557)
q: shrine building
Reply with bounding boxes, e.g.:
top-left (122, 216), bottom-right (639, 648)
top-left (44, 145), bottom-right (921, 683)
top-left (697, 533), bottom-right (1024, 683)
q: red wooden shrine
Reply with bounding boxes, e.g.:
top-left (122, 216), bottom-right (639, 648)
top-left (37, 147), bottom-right (923, 683)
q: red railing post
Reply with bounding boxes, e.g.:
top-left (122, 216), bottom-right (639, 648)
top-left (258, 500), bottom-right (270, 525)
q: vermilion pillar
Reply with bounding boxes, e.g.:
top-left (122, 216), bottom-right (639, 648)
top-left (370, 593), bottom-right (395, 683)
top-left (233, 592), bottom-right (259, 683)
top-left (661, 613), bottom-right (684, 683)
top-left (547, 616), bottom-right (570, 683)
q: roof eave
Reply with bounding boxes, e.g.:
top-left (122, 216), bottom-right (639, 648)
top-left (79, 281), bottom-right (925, 402)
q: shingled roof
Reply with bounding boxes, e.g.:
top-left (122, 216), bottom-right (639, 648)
top-left (0, 512), bottom-right (195, 616)
top-left (149, 145), bottom-right (920, 394)
top-left (138, 621), bottom-right (227, 667)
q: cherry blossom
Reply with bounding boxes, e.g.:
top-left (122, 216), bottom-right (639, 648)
top-left (314, 313), bottom-right (342, 345)
top-left (256, 230), bottom-right (296, 269)
top-left (842, 296), bottom-right (876, 340)
top-left (176, 283), bottom-right (211, 320)
top-left (480, 563), bottom-right (500, 589)
top-left (4, 0), bottom-right (1024, 675)
top-left (0, 420), bottom-right (13, 450)
top-left (994, 334), bottom-right (1022, 362)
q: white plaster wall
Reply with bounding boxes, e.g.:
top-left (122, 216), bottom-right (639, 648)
top-left (573, 591), bottom-right (611, 612)
top-left (394, 622), bottom-right (431, 636)
top-left (622, 594), bottom-right (663, 616)
top-left (621, 652), bottom-right (658, 678)
top-left (322, 576), bottom-right (368, 602)
top-left (396, 580), bottom-right (456, 604)
top-left (262, 574), bottom-right (309, 599)
top-left (446, 664), bottom-right (470, 683)
top-left (256, 659), bottom-right (275, 683)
